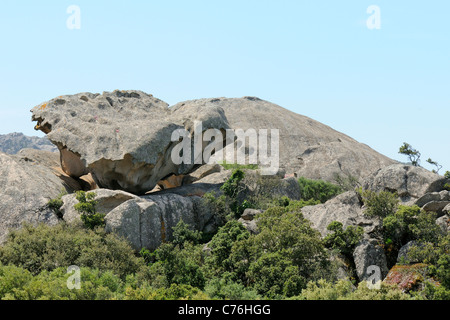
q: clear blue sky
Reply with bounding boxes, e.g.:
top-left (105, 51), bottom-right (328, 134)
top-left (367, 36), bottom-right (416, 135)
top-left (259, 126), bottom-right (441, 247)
top-left (1, 1), bottom-right (449, 173)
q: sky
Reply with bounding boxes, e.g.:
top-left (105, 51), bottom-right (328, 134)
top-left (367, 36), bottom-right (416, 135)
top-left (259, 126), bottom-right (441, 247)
top-left (0, 1), bottom-right (449, 173)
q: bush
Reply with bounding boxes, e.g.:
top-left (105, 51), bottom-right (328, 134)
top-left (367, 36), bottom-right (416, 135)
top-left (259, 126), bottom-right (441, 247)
top-left (219, 161), bottom-right (258, 171)
top-left (297, 279), bottom-right (411, 300)
top-left (171, 219), bottom-right (203, 247)
top-left (359, 189), bottom-right (399, 218)
top-left (74, 191), bottom-right (105, 230)
top-left (0, 223), bottom-right (145, 279)
top-left (383, 205), bottom-right (442, 249)
top-left (298, 177), bottom-right (342, 203)
top-left (144, 242), bottom-right (206, 290)
top-left (324, 221), bottom-right (364, 257)
top-left (47, 189), bottom-right (68, 219)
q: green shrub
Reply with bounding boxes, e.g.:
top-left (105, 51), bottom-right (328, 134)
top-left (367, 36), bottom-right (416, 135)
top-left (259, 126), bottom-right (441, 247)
top-left (297, 279), bottom-right (411, 300)
top-left (324, 221), bottom-right (364, 257)
top-left (0, 223), bottom-right (145, 279)
top-left (204, 275), bottom-right (262, 300)
top-left (445, 171), bottom-right (450, 179)
top-left (47, 189), bottom-right (68, 219)
top-left (359, 189), bottom-right (399, 218)
top-left (408, 234), bottom-right (450, 289)
top-left (74, 191), bottom-right (105, 229)
top-left (146, 242), bottom-right (206, 289)
top-left (382, 205), bottom-right (442, 249)
top-left (298, 177), bottom-right (342, 203)
top-left (219, 161), bottom-right (258, 171)
top-left (171, 219), bottom-right (203, 247)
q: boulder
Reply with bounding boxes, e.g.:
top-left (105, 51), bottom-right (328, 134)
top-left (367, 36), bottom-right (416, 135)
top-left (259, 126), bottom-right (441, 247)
top-left (240, 208), bottom-right (262, 221)
top-left (362, 164), bottom-right (446, 204)
top-left (0, 150), bottom-right (79, 243)
top-left (436, 215), bottom-right (449, 234)
top-left (415, 191), bottom-right (450, 216)
top-left (301, 191), bottom-right (380, 238)
top-left (238, 218), bottom-right (259, 235)
top-left (172, 97), bottom-right (396, 182)
top-left (353, 239), bottom-right (389, 282)
top-left (397, 241), bottom-right (423, 264)
top-left (31, 90), bottom-right (230, 195)
top-left (384, 264), bottom-right (431, 292)
top-left (60, 189), bottom-right (220, 251)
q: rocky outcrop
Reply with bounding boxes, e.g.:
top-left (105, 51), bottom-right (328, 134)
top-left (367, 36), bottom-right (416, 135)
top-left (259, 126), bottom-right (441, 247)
top-left (31, 90), bottom-right (230, 195)
top-left (353, 239), bottom-right (389, 282)
top-left (60, 189), bottom-right (220, 251)
top-left (362, 164), bottom-right (447, 204)
top-left (301, 191), bottom-right (380, 238)
top-left (32, 91), bottom-right (397, 196)
top-left (0, 150), bottom-right (79, 243)
top-left (172, 97), bottom-right (396, 182)
top-left (0, 132), bottom-right (57, 154)
top-left (238, 208), bottom-right (262, 235)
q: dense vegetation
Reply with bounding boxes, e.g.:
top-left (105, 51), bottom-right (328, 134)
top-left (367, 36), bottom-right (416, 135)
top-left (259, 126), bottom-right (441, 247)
top-left (0, 168), bottom-right (448, 300)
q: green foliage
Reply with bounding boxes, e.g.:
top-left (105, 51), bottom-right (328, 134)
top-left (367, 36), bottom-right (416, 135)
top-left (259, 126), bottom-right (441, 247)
top-left (445, 171), bottom-right (450, 179)
top-left (359, 188), bottom-right (399, 218)
top-left (204, 275), bottom-right (262, 300)
top-left (204, 220), bottom-right (250, 276)
top-left (0, 223), bottom-right (145, 279)
top-left (382, 205), bottom-right (442, 249)
top-left (408, 234), bottom-right (450, 289)
top-left (426, 158), bottom-right (442, 174)
top-left (220, 169), bottom-right (245, 199)
top-left (297, 279), bottom-right (411, 300)
top-left (219, 161), bottom-right (258, 171)
top-left (145, 242), bottom-right (206, 290)
top-left (171, 219), bottom-right (202, 247)
top-left (47, 189), bottom-right (68, 219)
top-left (74, 191), bottom-right (105, 230)
top-left (324, 221), bottom-right (364, 257)
top-left (298, 177), bottom-right (342, 203)
top-left (399, 142), bottom-right (421, 166)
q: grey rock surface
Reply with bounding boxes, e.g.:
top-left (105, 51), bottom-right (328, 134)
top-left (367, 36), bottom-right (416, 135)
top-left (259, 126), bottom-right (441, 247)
top-left (362, 164), bottom-right (446, 204)
top-left (301, 191), bottom-right (380, 238)
top-left (0, 150), bottom-right (77, 243)
top-left (436, 215), bottom-right (449, 234)
top-left (353, 239), bottom-right (389, 282)
top-left (31, 90), bottom-right (230, 195)
top-left (0, 132), bottom-right (57, 154)
top-left (172, 97), bottom-right (396, 182)
top-left (397, 241), bottom-right (423, 264)
top-left (61, 189), bottom-right (220, 251)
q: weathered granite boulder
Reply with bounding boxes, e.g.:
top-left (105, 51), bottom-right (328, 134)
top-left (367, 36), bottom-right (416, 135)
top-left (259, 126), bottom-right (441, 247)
top-left (414, 191), bottom-right (450, 216)
top-left (362, 164), bottom-right (446, 204)
top-left (0, 150), bottom-right (79, 243)
top-left (301, 191), bottom-right (380, 238)
top-left (397, 241), bottom-right (423, 264)
top-left (31, 90), bottom-right (230, 195)
top-left (353, 239), bottom-right (389, 282)
top-left (172, 97), bottom-right (396, 182)
top-left (436, 215), bottom-right (449, 234)
top-left (60, 189), bottom-right (220, 251)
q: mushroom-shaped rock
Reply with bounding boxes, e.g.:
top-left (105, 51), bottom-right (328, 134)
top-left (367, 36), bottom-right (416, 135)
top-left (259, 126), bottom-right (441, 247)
top-left (31, 90), bottom-right (230, 195)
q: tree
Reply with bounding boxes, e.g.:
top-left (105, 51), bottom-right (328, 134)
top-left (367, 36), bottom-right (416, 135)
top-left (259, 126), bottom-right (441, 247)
top-left (74, 191), bottom-right (105, 230)
top-left (399, 142), bottom-right (421, 166)
top-left (426, 158), bottom-right (443, 174)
